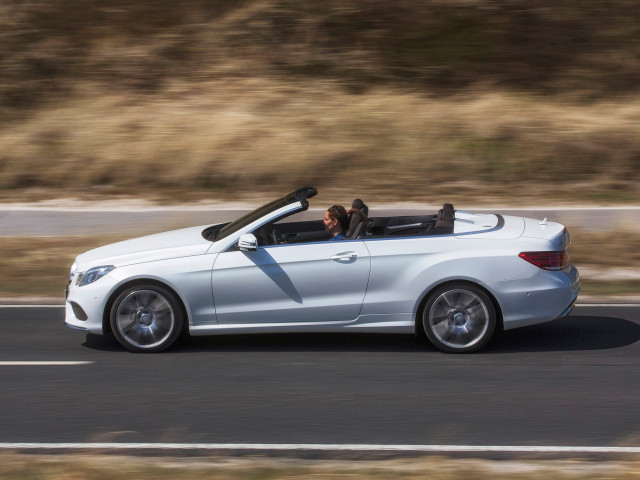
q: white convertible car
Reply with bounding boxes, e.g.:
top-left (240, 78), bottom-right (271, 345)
top-left (65, 187), bottom-right (580, 353)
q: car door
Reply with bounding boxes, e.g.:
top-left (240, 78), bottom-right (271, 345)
top-left (211, 240), bottom-right (371, 324)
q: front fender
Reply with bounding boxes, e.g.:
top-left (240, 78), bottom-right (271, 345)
top-left (108, 253), bottom-right (218, 328)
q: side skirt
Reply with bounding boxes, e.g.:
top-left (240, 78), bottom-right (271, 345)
top-left (189, 314), bottom-right (414, 336)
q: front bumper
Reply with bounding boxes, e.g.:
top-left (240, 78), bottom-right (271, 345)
top-left (64, 273), bottom-right (119, 334)
top-left (64, 321), bottom-right (89, 332)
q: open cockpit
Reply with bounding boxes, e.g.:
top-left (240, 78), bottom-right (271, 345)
top-left (255, 202), bottom-right (457, 246)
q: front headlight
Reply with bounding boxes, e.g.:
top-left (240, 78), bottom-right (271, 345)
top-left (77, 265), bottom-right (115, 287)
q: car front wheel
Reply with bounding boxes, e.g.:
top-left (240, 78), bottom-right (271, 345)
top-left (110, 284), bottom-right (184, 353)
top-left (422, 283), bottom-right (496, 353)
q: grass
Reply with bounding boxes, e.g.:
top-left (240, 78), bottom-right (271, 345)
top-left (1, 228), bottom-right (638, 299)
top-left (1, 83), bottom-right (639, 204)
top-left (569, 230), bottom-right (640, 267)
top-left (580, 280), bottom-right (640, 297)
top-left (0, 236), bottom-right (128, 298)
top-left (1, 1), bottom-right (640, 203)
top-left (4, 0), bottom-right (640, 100)
top-left (1, 454), bottom-right (639, 480)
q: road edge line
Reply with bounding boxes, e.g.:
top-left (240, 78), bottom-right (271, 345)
top-left (0, 443), bottom-right (639, 453)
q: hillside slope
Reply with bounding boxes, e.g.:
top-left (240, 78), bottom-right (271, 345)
top-left (1, 1), bottom-right (639, 202)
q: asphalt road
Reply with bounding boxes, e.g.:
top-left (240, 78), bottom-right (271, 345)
top-left (0, 305), bottom-right (639, 448)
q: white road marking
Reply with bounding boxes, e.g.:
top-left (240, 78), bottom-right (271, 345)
top-left (576, 304), bottom-right (640, 308)
top-left (0, 361), bottom-right (93, 366)
top-left (0, 443), bottom-right (638, 453)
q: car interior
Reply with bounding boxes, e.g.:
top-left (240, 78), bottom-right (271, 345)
top-left (254, 201), bottom-right (455, 246)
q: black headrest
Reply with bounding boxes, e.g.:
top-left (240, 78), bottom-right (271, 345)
top-left (347, 198), bottom-right (368, 238)
top-left (351, 198), bottom-right (368, 216)
top-left (442, 203), bottom-right (454, 221)
top-left (434, 203), bottom-right (455, 232)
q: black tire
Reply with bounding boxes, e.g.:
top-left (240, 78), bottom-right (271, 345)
top-left (422, 283), bottom-right (496, 353)
top-left (110, 284), bottom-right (185, 353)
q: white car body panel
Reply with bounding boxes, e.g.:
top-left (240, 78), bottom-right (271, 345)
top-left (360, 235), bottom-right (536, 317)
top-left (74, 226), bottom-right (212, 270)
top-left (211, 241), bottom-right (370, 325)
top-left (65, 188), bottom-right (580, 351)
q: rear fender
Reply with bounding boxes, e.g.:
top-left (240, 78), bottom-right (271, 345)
top-left (414, 279), bottom-right (504, 336)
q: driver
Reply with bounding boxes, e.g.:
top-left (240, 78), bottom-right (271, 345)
top-left (323, 205), bottom-right (349, 241)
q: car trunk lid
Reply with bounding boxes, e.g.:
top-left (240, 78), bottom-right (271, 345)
top-left (454, 212), bottom-right (524, 239)
top-left (522, 217), bottom-right (570, 250)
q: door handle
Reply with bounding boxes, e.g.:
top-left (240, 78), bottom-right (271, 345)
top-left (330, 252), bottom-right (358, 261)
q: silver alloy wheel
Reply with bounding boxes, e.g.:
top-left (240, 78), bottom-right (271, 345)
top-left (428, 288), bottom-right (490, 350)
top-left (114, 289), bottom-right (176, 350)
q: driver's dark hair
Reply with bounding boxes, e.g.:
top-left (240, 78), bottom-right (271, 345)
top-left (327, 205), bottom-right (349, 233)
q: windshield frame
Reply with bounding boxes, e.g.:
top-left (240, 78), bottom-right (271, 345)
top-left (210, 187), bottom-right (317, 241)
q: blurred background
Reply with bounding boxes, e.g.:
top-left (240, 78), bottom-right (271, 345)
top-left (0, 5), bottom-right (639, 472)
top-left (1, 0), bottom-right (639, 204)
top-left (0, 0), bottom-right (639, 298)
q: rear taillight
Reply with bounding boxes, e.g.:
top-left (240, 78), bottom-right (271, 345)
top-left (519, 251), bottom-right (569, 270)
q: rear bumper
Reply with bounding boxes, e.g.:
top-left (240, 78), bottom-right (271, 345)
top-left (487, 264), bottom-right (580, 330)
top-left (558, 295), bottom-right (579, 318)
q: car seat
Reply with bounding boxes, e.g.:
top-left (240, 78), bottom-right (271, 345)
top-left (346, 199), bottom-right (368, 238)
top-left (432, 203), bottom-right (455, 234)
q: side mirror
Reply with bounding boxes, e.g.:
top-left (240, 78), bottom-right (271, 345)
top-left (238, 233), bottom-right (258, 252)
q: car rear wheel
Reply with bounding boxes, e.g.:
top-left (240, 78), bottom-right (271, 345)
top-left (110, 285), bottom-right (184, 353)
top-left (422, 283), bottom-right (496, 353)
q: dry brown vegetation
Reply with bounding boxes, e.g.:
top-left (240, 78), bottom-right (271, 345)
top-left (1, 1), bottom-right (639, 202)
top-left (1, 454), bottom-right (640, 480)
top-left (569, 229), bottom-right (640, 268)
top-left (0, 236), bottom-right (127, 297)
top-left (1, 83), bottom-right (640, 203)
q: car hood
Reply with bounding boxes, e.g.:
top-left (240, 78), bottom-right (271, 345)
top-left (75, 225), bottom-right (213, 270)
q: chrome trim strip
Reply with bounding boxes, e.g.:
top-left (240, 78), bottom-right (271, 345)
top-left (64, 322), bottom-right (89, 332)
top-left (559, 296), bottom-right (579, 318)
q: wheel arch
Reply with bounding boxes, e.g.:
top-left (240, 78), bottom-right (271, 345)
top-left (102, 278), bottom-right (190, 335)
top-left (414, 279), bottom-right (504, 337)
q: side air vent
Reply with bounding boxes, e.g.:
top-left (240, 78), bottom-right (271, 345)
top-left (69, 301), bottom-right (88, 321)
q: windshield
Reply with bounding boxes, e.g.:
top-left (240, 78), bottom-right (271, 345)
top-left (210, 187), bottom-right (317, 241)
top-left (202, 222), bottom-right (230, 241)
top-left (213, 198), bottom-right (292, 241)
